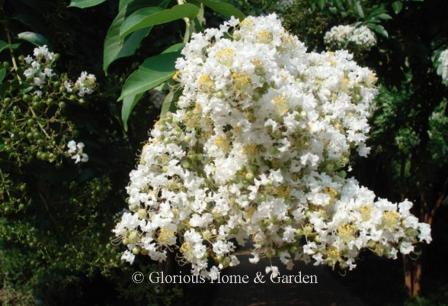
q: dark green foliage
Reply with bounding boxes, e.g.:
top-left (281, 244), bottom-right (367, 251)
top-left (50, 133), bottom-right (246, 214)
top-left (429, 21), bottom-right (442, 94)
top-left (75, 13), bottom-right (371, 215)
top-left (282, 0), bottom-right (333, 50)
top-left (0, 15), bottom-right (178, 304)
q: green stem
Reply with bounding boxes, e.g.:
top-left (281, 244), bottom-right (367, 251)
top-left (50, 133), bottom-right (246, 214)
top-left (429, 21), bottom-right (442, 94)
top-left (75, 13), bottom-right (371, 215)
top-left (1, 4), bottom-right (22, 84)
top-left (178, 0), bottom-right (193, 43)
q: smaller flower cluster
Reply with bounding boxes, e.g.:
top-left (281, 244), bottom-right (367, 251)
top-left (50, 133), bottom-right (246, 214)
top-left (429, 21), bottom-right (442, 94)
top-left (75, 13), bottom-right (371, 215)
top-left (324, 25), bottom-right (376, 51)
top-left (23, 45), bottom-right (96, 97)
top-left (67, 140), bottom-right (89, 164)
top-left (436, 49), bottom-right (448, 85)
top-left (23, 45), bottom-right (55, 88)
top-left (65, 72), bottom-right (97, 97)
top-left (278, 0), bottom-right (294, 10)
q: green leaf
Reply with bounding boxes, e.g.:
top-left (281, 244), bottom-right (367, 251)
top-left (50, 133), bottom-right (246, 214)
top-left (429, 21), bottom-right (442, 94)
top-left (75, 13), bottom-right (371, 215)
top-left (160, 89), bottom-right (175, 116)
top-left (17, 32), bottom-right (50, 47)
top-left (119, 43), bottom-right (183, 99)
top-left (0, 68), bottom-right (6, 84)
top-left (103, 0), bottom-right (171, 73)
top-left (377, 13), bottom-right (392, 20)
top-left (199, 0), bottom-right (245, 19)
top-left (103, 9), bottom-right (154, 73)
top-left (318, 0), bottom-right (326, 9)
top-left (120, 43), bottom-right (184, 129)
top-left (0, 39), bottom-right (20, 53)
top-left (160, 86), bottom-right (181, 115)
top-left (0, 40), bottom-right (9, 54)
top-left (369, 24), bottom-right (389, 38)
top-left (68, 0), bottom-right (106, 8)
top-left (354, 1), bottom-right (364, 18)
top-left (119, 0), bottom-right (130, 11)
top-left (392, 1), bottom-right (403, 14)
top-left (121, 93), bottom-right (144, 130)
top-left (120, 4), bottom-right (200, 37)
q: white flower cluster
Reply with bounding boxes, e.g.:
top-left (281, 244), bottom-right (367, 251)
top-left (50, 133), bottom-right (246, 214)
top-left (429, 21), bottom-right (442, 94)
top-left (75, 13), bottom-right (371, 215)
top-left (436, 49), bottom-right (448, 85)
top-left (23, 45), bottom-right (56, 88)
top-left (324, 25), bottom-right (377, 51)
top-left (278, 0), bottom-right (294, 10)
top-left (65, 71), bottom-right (97, 97)
top-left (23, 46), bottom-right (96, 96)
top-left (67, 140), bottom-right (88, 164)
top-left (114, 15), bottom-right (431, 278)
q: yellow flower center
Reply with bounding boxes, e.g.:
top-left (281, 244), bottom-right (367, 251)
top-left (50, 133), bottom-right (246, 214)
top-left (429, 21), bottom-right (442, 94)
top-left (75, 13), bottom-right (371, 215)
top-left (215, 48), bottom-right (235, 66)
top-left (337, 223), bottom-right (356, 241)
top-left (382, 210), bottom-right (400, 229)
top-left (256, 30), bottom-right (273, 43)
top-left (214, 135), bottom-right (230, 152)
top-left (240, 17), bottom-right (254, 28)
top-left (359, 204), bottom-right (372, 221)
top-left (157, 227), bottom-right (175, 245)
top-left (272, 95), bottom-right (289, 116)
top-left (327, 246), bottom-right (340, 261)
top-left (365, 71), bottom-right (378, 86)
top-left (242, 143), bottom-right (258, 155)
top-left (340, 75), bottom-right (350, 90)
top-left (197, 74), bottom-right (214, 92)
top-left (180, 241), bottom-right (192, 255)
top-left (323, 187), bottom-right (338, 199)
top-left (302, 225), bottom-right (313, 236)
top-left (231, 72), bottom-right (251, 90)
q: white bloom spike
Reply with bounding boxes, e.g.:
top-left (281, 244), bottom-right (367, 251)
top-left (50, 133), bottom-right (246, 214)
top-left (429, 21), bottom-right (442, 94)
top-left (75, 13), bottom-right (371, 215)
top-left (114, 14), bottom-right (430, 278)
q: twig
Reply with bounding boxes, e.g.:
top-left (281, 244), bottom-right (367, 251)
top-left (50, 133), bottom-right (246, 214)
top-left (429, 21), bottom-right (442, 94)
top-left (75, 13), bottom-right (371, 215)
top-left (28, 106), bottom-right (52, 139)
top-left (1, 6), bottom-right (22, 84)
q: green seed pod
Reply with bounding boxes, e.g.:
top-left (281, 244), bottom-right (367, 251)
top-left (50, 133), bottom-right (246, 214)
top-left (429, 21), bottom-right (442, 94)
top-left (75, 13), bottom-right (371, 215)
top-left (132, 247), bottom-right (140, 255)
top-left (128, 230), bottom-right (139, 244)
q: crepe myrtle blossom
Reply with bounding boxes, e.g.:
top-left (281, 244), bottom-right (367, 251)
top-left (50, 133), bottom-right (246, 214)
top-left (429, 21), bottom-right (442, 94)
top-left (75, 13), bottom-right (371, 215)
top-left (23, 45), bottom-right (56, 88)
top-left (67, 140), bottom-right (88, 164)
top-left (324, 24), bottom-right (377, 51)
top-left (23, 46), bottom-right (96, 96)
top-left (114, 14), bottom-right (431, 279)
top-left (278, 0), bottom-right (294, 10)
top-left (436, 49), bottom-right (448, 85)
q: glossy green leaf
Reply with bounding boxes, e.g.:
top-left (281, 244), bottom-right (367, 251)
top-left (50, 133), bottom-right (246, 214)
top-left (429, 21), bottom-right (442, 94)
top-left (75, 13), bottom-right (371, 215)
top-left (160, 89), bottom-right (175, 116)
top-left (369, 24), bottom-right (389, 38)
top-left (120, 4), bottom-right (200, 37)
top-left (392, 1), bottom-right (403, 14)
top-left (318, 0), bottom-right (326, 9)
top-left (0, 68), bottom-right (6, 84)
top-left (121, 93), bottom-right (144, 130)
top-left (119, 43), bottom-right (183, 99)
top-left (0, 40), bottom-right (8, 54)
top-left (377, 13), bottom-right (392, 20)
top-left (120, 43), bottom-right (184, 129)
top-left (199, 0), bottom-right (245, 19)
top-left (160, 86), bottom-right (181, 116)
top-left (103, 0), bottom-right (171, 73)
top-left (68, 0), bottom-right (106, 8)
top-left (354, 1), bottom-right (364, 18)
top-left (17, 32), bottom-right (50, 47)
top-left (103, 9), bottom-right (154, 73)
